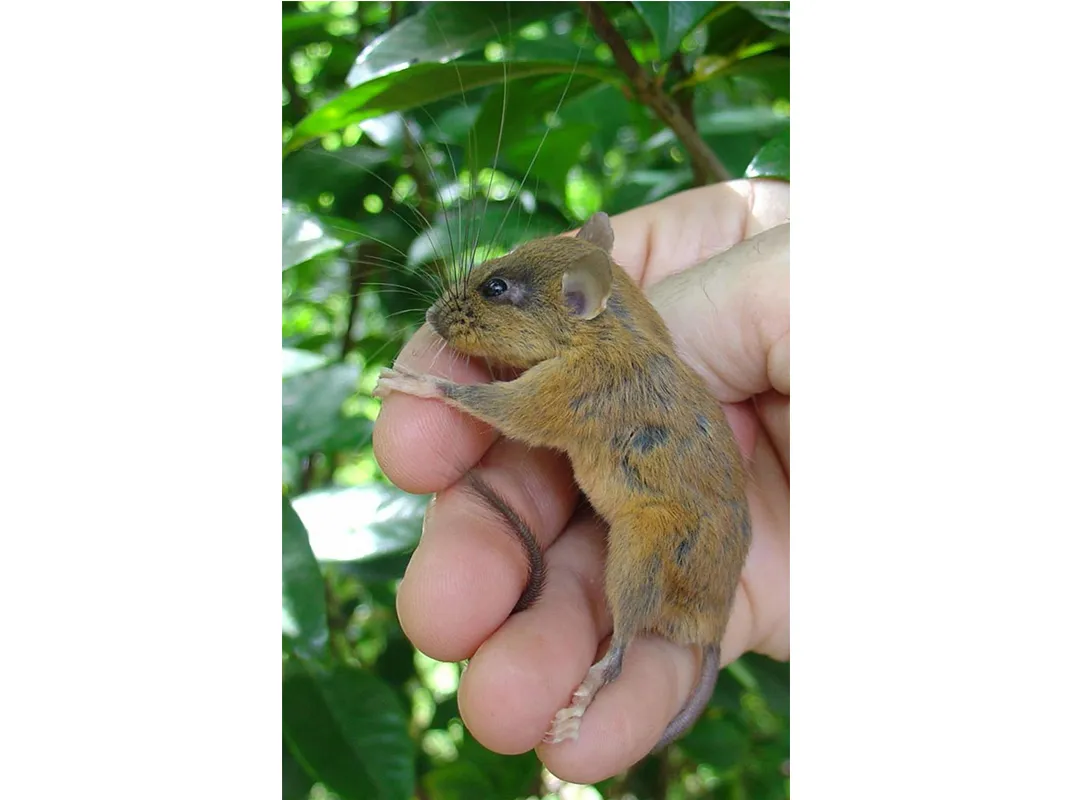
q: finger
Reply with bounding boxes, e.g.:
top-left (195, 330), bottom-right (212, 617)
top-left (456, 511), bottom-right (612, 753)
top-left (395, 437), bottom-right (578, 662)
top-left (737, 425), bottom-right (790, 661)
top-left (647, 223), bottom-right (790, 403)
top-left (614, 180), bottom-right (790, 287)
top-left (373, 324), bottom-right (499, 494)
top-left (565, 179), bottom-right (790, 286)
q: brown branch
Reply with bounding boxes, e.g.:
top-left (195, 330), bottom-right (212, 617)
top-left (580, 1), bottom-right (730, 185)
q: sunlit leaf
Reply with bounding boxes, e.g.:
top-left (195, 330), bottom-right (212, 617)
top-left (291, 483), bottom-right (430, 563)
top-left (283, 660), bottom-right (415, 800)
top-left (745, 129), bottom-right (789, 181)
top-left (347, 1), bottom-right (566, 87)
top-left (283, 496), bottom-right (329, 659)
top-left (633, 1), bottom-right (720, 59)
top-left (283, 204), bottom-right (346, 271)
top-left (744, 1), bottom-right (790, 34)
top-left (287, 61), bottom-right (620, 153)
top-left (283, 348), bottom-right (330, 378)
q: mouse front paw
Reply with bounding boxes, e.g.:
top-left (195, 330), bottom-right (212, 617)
top-left (373, 365), bottom-right (443, 400)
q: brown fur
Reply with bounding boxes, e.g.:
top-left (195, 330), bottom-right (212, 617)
top-left (378, 213), bottom-right (751, 748)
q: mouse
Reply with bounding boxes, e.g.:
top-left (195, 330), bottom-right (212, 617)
top-left (373, 211), bottom-right (751, 750)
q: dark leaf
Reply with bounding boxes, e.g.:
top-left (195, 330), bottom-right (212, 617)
top-left (347, 2), bottom-right (566, 87)
top-left (408, 202), bottom-right (566, 267)
top-left (283, 739), bottom-right (316, 800)
top-left (423, 762), bottom-right (496, 800)
top-left (679, 715), bottom-right (750, 769)
top-left (742, 653), bottom-right (790, 716)
top-left (281, 364), bottom-right (362, 455)
top-left (745, 129), bottom-right (789, 181)
top-left (283, 496), bottom-right (329, 659)
top-left (744, 1), bottom-right (790, 34)
top-left (467, 74), bottom-right (602, 177)
top-left (283, 660), bottom-right (415, 800)
top-left (291, 483), bottom-right (430, 564)
top-left (282, 146), bottom-right (392, 209)
top-left (633, 1), bottom-right (720, 59)
top-left (287, 61), bottom-right (620, 152)
top-left (283, 203), bottom-right (347, 271)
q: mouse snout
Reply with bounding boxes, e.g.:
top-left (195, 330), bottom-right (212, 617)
top-left (426, 303), bottom-right (450, 340)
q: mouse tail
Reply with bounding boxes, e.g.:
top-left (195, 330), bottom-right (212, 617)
top-left (463, 473), bottom-right (546, 613)
top-left (654, 644), bottom-right (720, 750)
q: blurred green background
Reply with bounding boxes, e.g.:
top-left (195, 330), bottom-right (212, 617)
top-left (282, 3), bottom-right (789, 798)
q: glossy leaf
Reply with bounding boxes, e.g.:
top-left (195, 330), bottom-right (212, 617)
top-left (283, 660), bottom-right (415, 800)
top-left (283, 204), bottom-right (345, 271)
top-left (291, 483), bottom-right (430, 563)
top-left (347, 1), bottom-right (565, 87)
top-left (282, 364), bottom-right (362, 455)
top-left (282, 348), bottom-right (329, 379)
top-left (633, 1), bottom-right (720, 59)
top-left (745, 129), bottom-right (790, 181)
top-left (282, 496), bottom-right (329, 659)
top-left (744, 1), bottom-right (791, 34)
top-left (287, 61), bottom-right (619, 153)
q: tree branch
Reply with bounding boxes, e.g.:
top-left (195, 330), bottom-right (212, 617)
top-left (580, 1), bottom-right (730, 185)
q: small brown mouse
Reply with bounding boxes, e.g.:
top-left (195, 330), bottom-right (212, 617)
top-left (374, 212), bottom-right (751, 749)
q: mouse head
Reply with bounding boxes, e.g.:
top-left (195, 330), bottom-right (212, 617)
top-left (426, 212), bottom-right (615, 368)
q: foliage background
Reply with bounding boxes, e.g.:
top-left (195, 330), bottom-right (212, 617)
top-left (282, 3), bottom-right (789, 799)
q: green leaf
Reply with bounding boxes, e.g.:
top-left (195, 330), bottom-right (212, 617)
top-left (407, 202), bottom-right (565, 267)
top-left (466, 74), bottom-right (602, 178)
top-left (283, 203), bottom-right (346, 271)
top-left (347, 1), bottom-right (566, 87)
top-left (283, 660), bottom-right (415, 800)
top-left (744, 1), bottom-right (790, 34)
top-left (424, 762), bottom-right (496, 800)
top-left (745, 129), bottom-right (789, 181)
top-left (291, 483), bottom-right (429, 564)
top-left (744, 653), bottom-right (790, 716)
top-left (283, 348), bottom-right (330, 379)
top-left (633, 1), bottom-right (720, 59)
top-left (283, 739), bottom-right (316, 800)
top-left (282, 363), bottom-right (362, 455)
top-left (287, 61), bottom-right (620, 153)
top-left (283, 496), bottom-right (329, 659)
top-left (679, 715), bottom-right (750, 770)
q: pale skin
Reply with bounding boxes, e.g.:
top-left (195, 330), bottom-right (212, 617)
top-left (373, 179), bottom-right (789, 784)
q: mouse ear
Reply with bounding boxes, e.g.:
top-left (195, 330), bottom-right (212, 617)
top-left (576, 212), bottom-right (614, 253)
top-left (562, 251), bottom-right (612, 320)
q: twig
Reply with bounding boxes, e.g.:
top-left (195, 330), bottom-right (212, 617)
top-left (580, 1), bottom-right (730, 185)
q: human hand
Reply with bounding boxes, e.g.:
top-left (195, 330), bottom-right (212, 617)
top-left (373, 179), bottom-right (790, 783)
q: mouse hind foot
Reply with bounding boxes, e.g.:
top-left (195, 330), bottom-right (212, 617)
top-left (543, 641), bottom-right (625, 744)
top-left (653, 644), bottom-right (720, 750)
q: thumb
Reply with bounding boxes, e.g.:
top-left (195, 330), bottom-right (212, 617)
top-left (646, 222), bottom-right (790, 404)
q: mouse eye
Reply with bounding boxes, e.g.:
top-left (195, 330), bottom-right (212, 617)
top-left (480, 277), bottom-right (509, 299)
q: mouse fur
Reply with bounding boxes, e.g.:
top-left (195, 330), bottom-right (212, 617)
top-left (375, 212), bottom-right (751, 749)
